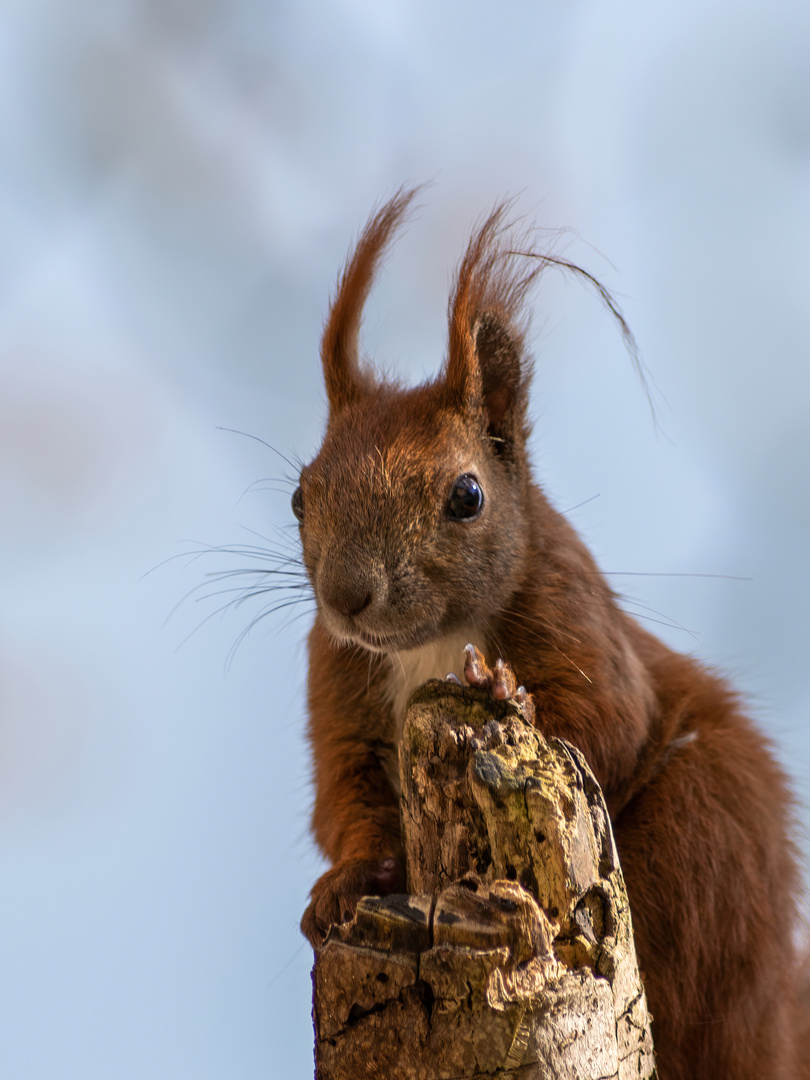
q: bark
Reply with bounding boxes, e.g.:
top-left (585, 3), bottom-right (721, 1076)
top-left (311, 680), bottom-right (657, 1079)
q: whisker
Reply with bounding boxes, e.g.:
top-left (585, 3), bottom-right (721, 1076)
top-left (562, 494), bottom-right (601, 515)
top-left (152, 544), bottom-right (301, 577)
top-left (202, 541), bottom-right (300, 562)
top-left (199, 567), bottom-right (307, 582)
top-left (616, 597), bottom-right (699, 640)
top-left (235, 524), bottom-right (305, 553)
top-left (192, 582), bottom-right (309, 607)
top-left (551, 645), bottom-right (592, 684)
top-left (496, 604), bottom-right (582, 647)
top-left (237, 477), bottom-right (299, 504)
top-left (216, 426), bottom-right (301, 472)
top-left (163, 565), bottom-right (309, 625)
top-left (174, 595), bottom-right (256, 651)
top-left (225, 600), bottom-right (316, 671)
top-left (603, 571), bottom-right (752, 582)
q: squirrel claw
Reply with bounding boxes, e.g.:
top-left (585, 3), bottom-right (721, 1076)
top-left (492, 657), bottom-right (518, 700)
top-left (462, 644), bottom-right (535, 723)
top-left (301, 854), bottom-right (405, 949)
top-left (463, 643), bottom-right (491, 688)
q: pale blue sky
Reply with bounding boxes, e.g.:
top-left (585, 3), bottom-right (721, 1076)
top-left (1, 1), bottom-right (809, 1076)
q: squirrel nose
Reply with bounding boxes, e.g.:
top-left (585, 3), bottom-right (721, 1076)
top-left (327, 583), bottom-right (373, 618)
top-left (318, 560), bottom-right (376, 619)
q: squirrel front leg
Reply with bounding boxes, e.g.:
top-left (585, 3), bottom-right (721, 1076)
top-left (301, 623), bottom-right (405, 948)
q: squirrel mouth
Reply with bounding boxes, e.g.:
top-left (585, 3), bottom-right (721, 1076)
top-left (353, 625), bottom-right (436, 654)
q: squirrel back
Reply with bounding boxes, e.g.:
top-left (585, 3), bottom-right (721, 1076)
top-left (295, 189), bottom-right (806, 1080)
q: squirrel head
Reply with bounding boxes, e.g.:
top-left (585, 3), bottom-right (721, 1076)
top-left (293, 190), bottom-right (542, 654)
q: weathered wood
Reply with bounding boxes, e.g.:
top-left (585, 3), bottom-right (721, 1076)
top-left (311, 681), bottom-right (656, 1079)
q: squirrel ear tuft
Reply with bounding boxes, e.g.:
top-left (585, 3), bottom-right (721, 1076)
top-left (320, 187), bottom-right (420, 412)
top-left (444, 204), bottom-right (536, 441)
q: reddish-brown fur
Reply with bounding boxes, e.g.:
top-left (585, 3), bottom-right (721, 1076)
top-left (295, 189), bottom-right (807, 1078)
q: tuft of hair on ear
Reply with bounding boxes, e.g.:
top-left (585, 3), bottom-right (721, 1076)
top-left (444, 201), bottom-right (652, 445)
top-left (444, 202), bottom-right (540, 450)
top-left (320, 186), bottom-right (422, 412)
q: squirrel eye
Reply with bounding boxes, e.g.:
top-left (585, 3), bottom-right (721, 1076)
top-left (446, 474), bottom-right (484, 520)
top-left (291, 486), bottom-right (304, 522)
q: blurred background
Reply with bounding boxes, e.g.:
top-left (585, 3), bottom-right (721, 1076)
top-left (1, 1), bottom-right (808, 1076)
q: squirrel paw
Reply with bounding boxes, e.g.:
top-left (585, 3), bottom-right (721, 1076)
top-left (300, 855), bottom-right (405, 949)
top-left (457, 643), bottom-right (536, 724)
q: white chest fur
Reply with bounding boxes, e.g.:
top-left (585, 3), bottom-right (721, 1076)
top-left (383, 628), bottom-right (481, 745)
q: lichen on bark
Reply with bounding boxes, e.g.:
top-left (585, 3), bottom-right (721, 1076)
top-left (311, 680), bottom-right (657, 1080)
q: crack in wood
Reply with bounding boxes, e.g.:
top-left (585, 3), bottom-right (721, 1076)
top-left (311, 681), bottom-right (657, 1079)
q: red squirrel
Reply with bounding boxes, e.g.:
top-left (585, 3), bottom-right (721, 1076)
top-left (293, 188), bottom-right (806, 1078)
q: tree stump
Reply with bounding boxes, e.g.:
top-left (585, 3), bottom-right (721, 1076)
top-left (311, 680), bottom-right (657, 1079)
